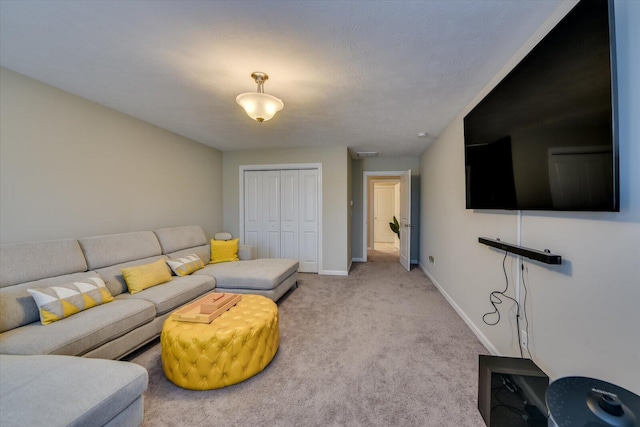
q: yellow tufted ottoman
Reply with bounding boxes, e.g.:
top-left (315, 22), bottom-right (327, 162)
top-left (161, 294), bottom-right (279, 390)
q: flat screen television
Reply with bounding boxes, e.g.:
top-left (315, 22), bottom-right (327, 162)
top-left (464, 0), bottom-right (619, 211)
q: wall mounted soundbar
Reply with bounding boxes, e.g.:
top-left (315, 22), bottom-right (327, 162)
top-left (478, 237), bottom-right (562, 265)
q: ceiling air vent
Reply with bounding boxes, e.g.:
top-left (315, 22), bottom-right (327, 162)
top-left (356, 151), bottom-right (379, 158)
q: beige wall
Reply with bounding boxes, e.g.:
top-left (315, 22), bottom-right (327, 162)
top-left (222, 147), bottom-right (350, 274)
top-left (0, 68), bottom-right (223, 244)
top-left (419, 1), bottom-right (640, 393)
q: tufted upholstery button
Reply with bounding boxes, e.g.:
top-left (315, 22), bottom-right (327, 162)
top-left (160, 294), bottom-right (279, 390)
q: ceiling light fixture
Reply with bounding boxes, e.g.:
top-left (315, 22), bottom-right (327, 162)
top-left (236, 72), bottom-right (284, 123)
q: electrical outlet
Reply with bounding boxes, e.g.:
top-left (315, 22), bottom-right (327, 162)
top-left (521, 330), bottom-right (528, 348)
top-left (428, 256), bottom-right (435, 265)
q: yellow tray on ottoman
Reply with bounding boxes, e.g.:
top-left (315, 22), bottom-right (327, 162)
top-left (161, 294), bottom-right (279, 390)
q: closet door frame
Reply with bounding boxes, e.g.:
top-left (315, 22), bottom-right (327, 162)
top-left (239, 163), bottom-right (322, 273)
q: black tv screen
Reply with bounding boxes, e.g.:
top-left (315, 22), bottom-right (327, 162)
top-left (464, 0), bottom-right (619, 211)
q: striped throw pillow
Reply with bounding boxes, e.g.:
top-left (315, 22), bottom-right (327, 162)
top-left (166, 254), bottom-right (205, 277)
top-left (27, 277), bottom-right (114, 325)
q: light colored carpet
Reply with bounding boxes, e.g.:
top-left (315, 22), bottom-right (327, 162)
top-left (369, 242), bottom-right (399, 263)
top-left (128, 252), bottom-right (489, 426)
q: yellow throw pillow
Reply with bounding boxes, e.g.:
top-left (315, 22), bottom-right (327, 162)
top-left (27, 276), bottom-right (114, 325)
top-left (121, 259), bottom-right (172, 294)
top-left (210, 238), bottom-right (240, 264)
top-left (166, 254), bottom-right (205, 277)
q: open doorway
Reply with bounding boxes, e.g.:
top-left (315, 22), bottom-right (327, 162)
top-left (363, 170), bottom-right (412, 268)
top-left (371, 180), bottom-right (400, 261)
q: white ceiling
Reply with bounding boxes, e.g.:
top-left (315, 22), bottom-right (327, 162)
top-left (0, 0), bottom-right (563, 158)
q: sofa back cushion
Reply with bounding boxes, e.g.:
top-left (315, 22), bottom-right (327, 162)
top-left (0, 271), bottom-right (98, 333)
top-left (79, 231), bottom-right (162, 270)
top-left (0, 240), bottom-right (88, 288)
top-left (154, 226), bottom-right (208, 255)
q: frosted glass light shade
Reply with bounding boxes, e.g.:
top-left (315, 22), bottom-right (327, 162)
top-left (236, 92), bottom-right (284, 123)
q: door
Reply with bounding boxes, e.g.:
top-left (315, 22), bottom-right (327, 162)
top-left (244, 170), bottom-right (281, 259)
top-left (261, 171), bottom-right (281, 258)
top-left (243, 168), bottom-right (319, 273)
top-left (298, 169), bottom-right (319, 273)
top-left (243, 171), bottom-right (262, 251)
top-left (280, 170), bottom-right (299, 260)
top-left (399, 169), bottom-right (411, 271)
top-left (374, 185), bottom-right (395, 243)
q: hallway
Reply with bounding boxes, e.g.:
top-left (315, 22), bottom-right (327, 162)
top-left (368, 242), bottom-right (399, 263)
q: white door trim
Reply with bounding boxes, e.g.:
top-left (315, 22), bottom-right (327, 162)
top-left (399, 169), bottom-right (411, 271)
top-left (240, 163), bottom-right (322, 273)
top-left (362, 171), bottom-right (408, 263)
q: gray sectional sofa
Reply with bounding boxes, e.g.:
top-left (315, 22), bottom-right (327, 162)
top-left (0, 225), bottom-right (298, 427)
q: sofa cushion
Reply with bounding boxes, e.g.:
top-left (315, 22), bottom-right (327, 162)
top-left (116, 274), bottom-right (215, 316)
top-left (95, 255), bottom-right (167, 297)
top-left (121, 259), bottom-right (172, 294)
top-left (0, 354), bottom-right (148, 427)
top-left (166, 254), bottom-right (205, 277)
top-left (154, 225), bottom-right (208, 254)
top-left (0, 299), bottom-right (155, 356)
top-left (27, 276), bottom-right (114, 325)
top-left (216, 273), bottom-right (298, 302)
top-left (0, 271), bottom-right (101, 333)
top-left (79, 231), bottom-right (162, 270)
top-left (0, 239), bottom-right (87, 288)
top-left (196, 259), bottom-right (298, 290)
top-left (210, 238), bottom-right (240, 264)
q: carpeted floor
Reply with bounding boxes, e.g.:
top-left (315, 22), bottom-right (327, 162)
top-left (128, 250), bottom-right (489, 426)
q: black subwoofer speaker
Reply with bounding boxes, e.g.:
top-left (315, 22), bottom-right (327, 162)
top-left (478, 355), bottom-right (549, 427)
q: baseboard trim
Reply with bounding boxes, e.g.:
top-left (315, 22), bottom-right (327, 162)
top-left (411, 259), bottom-right (418, 264)
top-left (319, 269), bottom-right (349, 276)
top-left (352, 258), bottom-right (365, 263)
top-left (419, 262), bottom-right (500, 356)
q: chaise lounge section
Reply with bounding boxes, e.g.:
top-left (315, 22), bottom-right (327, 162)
top-left (155, 225), bottom-right (299, 301)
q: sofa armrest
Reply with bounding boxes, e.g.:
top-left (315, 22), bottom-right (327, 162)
top-left (238, 245), bottom-right (255, 260)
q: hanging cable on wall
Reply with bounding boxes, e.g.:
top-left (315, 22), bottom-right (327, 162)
top-left (482, 250), bottom-right (524, 358)
top-left (520, 261), bottom-right (531, 358)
